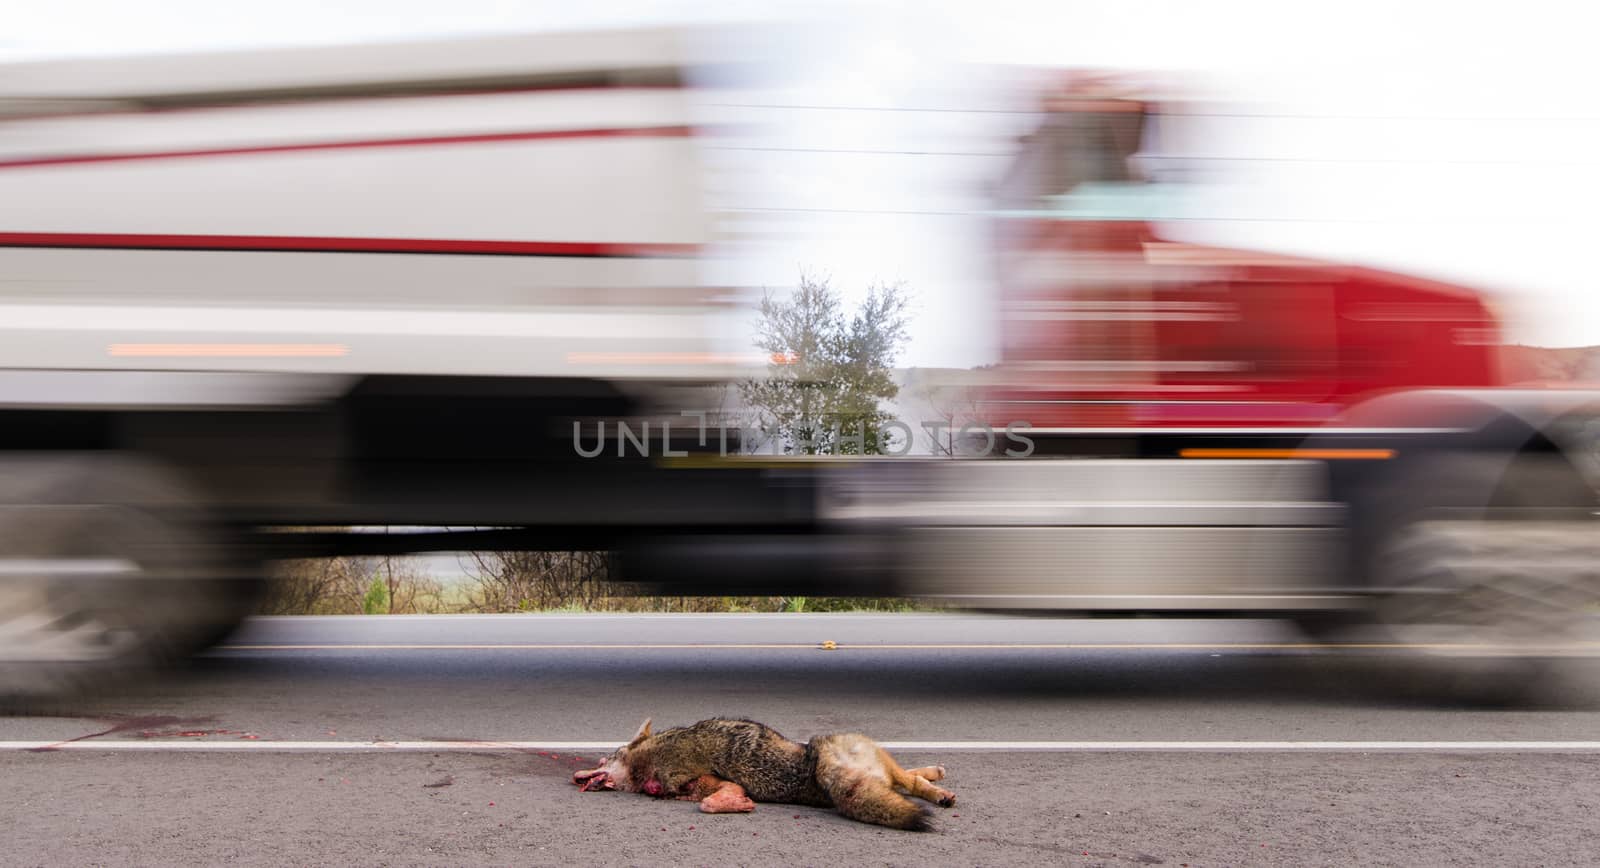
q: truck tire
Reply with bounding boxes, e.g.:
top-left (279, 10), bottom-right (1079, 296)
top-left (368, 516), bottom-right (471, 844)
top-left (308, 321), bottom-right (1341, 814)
top-left (1352, 452), bottom-right (1599, 699)
top-left (1374, 519), bottom-right (1600, 648)
top-left (0, 454), bottom-right (260, 704)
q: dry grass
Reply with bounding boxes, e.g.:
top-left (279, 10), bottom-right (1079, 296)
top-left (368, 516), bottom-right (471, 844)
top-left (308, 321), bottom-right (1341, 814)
top-left (260, 554), bottom-right (938, 615)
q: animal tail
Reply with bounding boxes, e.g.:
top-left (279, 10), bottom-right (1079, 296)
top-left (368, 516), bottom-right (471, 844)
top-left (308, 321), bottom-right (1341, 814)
top-left (811, 735), bottom-right (931, 832)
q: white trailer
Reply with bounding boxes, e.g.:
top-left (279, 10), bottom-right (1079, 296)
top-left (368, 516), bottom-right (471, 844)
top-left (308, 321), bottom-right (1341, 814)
top-left (0, 30), bottom-right (787, 699)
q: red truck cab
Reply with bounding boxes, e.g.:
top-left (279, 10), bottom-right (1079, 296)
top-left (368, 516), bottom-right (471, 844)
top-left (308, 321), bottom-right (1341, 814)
top-left (984, 74), bottom-right (1501, 431)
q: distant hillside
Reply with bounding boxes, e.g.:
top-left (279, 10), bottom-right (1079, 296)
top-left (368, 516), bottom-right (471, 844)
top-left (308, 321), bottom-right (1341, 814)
top-left (1500, 345), bottom-right (1600, 384)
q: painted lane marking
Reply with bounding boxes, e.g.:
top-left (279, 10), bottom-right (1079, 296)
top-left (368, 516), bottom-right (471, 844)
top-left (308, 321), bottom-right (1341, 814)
top-left (216, 642), bottom-right (1600, 652)
top-left (8, 740), bottom-right (1600, 753)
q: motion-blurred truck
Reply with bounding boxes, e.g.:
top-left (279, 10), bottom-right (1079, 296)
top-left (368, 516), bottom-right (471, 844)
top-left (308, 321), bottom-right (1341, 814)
top-left (4, 41), bottom-right (1598, 701)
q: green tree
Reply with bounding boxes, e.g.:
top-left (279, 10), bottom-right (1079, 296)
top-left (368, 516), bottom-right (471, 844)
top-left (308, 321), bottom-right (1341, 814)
top-left (361, 575), bottom-right (389, 615)
top-left (741, 273), bottom-right (912, 455)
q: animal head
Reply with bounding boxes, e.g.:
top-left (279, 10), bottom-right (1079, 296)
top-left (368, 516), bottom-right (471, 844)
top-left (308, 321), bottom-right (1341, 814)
top-left (572, 717), bottom-right (654, 793)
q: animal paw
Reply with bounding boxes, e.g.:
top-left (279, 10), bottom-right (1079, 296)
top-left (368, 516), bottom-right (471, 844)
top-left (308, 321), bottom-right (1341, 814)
top-left (699, 791), bottom-right (757, 813)
top-left (936, 791), bottom-right (956, 808)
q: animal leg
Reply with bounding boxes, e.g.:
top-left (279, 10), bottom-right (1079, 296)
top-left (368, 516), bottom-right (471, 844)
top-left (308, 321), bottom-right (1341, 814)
top-left (899, 772), bottom-right (956, 808)
top-left (882, 751), bottom-right (956, 808)
top-left (676, 774), bottom-right (724, 801)
top-left (695, 777), bottom-right (757, 814)
top-left (904, 765), bottom-right (945, 782)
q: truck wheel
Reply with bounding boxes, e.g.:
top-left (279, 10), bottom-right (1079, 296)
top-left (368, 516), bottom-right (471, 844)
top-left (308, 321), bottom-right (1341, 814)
top-left (0, 454), bottom-right (260, 704)
top-left (1374, 520), bottom-right (1600, 648)
top-left (1357, 453), bottom-right (1599, 699)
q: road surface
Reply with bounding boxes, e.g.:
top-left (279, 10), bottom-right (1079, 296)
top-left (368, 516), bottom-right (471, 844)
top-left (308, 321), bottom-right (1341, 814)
top-left (3, 614), bottom-right (1599, 866)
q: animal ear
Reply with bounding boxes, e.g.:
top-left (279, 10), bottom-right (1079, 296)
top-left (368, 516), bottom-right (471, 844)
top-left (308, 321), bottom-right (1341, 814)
top-left (628, 717), bottom-right (653, 745)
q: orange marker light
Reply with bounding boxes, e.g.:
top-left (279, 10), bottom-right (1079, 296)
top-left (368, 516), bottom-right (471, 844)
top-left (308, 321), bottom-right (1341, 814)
top-left (1179, 448), bottom-right (1395, 460)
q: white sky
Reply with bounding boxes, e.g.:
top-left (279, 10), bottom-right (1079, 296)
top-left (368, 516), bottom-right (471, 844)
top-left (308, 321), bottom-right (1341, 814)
top-left (6, 0), bottom-right (1600, 366)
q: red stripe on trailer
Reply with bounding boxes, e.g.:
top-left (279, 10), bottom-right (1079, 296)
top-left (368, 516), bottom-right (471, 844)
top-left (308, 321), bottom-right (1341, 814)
top-left (0, 124), bottom-right (694, 170)
top-left (0, 231), bottom-right (697, 258)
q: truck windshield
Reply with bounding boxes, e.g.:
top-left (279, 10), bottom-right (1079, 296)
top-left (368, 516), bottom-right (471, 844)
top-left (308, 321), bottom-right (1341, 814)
top-left (995, 99), bottom-right (1170, 221)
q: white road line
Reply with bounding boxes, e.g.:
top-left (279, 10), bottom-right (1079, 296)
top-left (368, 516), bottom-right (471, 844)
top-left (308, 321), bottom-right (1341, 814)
top-left (215, 643), bottom-right (1600, 651)
top-left (7, 740), bottom-right (1600, 753)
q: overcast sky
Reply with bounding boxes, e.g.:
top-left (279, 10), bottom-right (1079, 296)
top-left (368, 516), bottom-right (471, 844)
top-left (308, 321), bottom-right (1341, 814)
top-left (6, 0), bottom-right (1600, 365)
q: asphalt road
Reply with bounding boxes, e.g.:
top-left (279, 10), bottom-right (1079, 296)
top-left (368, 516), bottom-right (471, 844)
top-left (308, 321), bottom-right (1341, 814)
top-left (4, 613), bottom-right (1600, 867)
